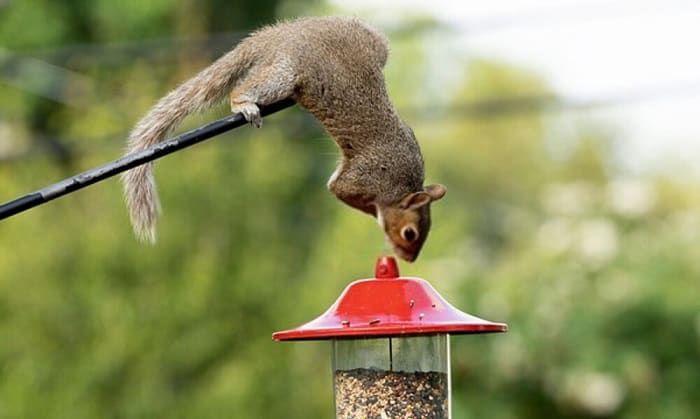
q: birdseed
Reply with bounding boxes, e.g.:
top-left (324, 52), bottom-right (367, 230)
top-left (334, 368), bottom-right (448, 418)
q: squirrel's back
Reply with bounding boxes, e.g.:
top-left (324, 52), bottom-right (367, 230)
top-left (243, 17), bottom-right (388, 68)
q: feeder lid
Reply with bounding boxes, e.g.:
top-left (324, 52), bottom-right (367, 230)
top-left (272, 256), bottom-right (507, 341)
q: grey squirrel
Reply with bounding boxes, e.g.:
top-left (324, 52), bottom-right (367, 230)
top-left (122, 16), bottom-right (446, 262)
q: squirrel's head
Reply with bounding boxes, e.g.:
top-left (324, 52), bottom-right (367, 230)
top-left (378, 184), bottom-right (447, 262)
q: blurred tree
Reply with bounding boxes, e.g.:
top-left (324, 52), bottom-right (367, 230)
top-left (0, 3), bottom-right (698, 419)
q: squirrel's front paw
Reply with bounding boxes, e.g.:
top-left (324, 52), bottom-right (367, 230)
top-left (231, 101), bottom-right (262, 128)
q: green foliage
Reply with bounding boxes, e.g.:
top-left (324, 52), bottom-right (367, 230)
top-left (1, 3), bottom-right (699, 419)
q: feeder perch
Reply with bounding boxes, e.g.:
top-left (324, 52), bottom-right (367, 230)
top-left (273, 256), bottom-right (507, 418)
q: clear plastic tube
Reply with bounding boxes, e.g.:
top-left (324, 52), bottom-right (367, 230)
top-left (333, 335), bottom-right (451, 418)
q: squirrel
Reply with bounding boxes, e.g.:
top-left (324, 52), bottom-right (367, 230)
top-left (122, 16), bottom-right (446, 262)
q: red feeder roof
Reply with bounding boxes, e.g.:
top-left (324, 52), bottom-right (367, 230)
top-left (272, 256), bottom-right (508, 341)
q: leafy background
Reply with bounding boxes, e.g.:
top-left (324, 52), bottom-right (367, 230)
top-left (1, 1), bottom-right (698, 418)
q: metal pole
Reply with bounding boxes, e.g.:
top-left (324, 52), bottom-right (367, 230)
top-left (0, 98), bottom-right (296, 220)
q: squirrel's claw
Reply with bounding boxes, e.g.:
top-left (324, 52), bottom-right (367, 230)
top-left (231, 101), bottom-right (262, 128)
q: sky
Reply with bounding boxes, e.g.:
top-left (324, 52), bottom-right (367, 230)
top-left (330, 0), bottom-right (700, 178)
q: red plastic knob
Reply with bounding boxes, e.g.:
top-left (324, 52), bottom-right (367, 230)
top-left (375, 256), bottom-right (399, 279)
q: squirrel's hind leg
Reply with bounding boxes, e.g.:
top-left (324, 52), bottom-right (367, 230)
top-left (230, 59), bottom-right (297, 128)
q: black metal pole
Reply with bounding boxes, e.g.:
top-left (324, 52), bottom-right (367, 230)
top-left (0, 98), bottom-right (296, 220)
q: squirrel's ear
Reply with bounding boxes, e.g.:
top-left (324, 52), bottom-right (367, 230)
top-left (424, 184), bottom-right (446, 202)
top-left (400, 185), bottom-right (447, 210)
top-left (400, 191), bottom-right (432, 210)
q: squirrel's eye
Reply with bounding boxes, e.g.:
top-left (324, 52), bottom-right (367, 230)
top-left (401, 226), bottom-right (417, 242)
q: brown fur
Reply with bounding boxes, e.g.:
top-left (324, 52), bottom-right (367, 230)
top-left (122, 16), bottom-right (446, 261)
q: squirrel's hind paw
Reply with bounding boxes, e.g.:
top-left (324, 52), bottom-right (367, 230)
top-left (231, 101), bottom-right (262, 128)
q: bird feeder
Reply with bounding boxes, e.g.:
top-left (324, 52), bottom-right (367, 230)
top-left (273, 256), bottom-right (507, 418)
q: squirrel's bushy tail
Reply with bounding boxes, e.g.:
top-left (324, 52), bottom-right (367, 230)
top-left (122, 50), bottom-right (244, 242)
